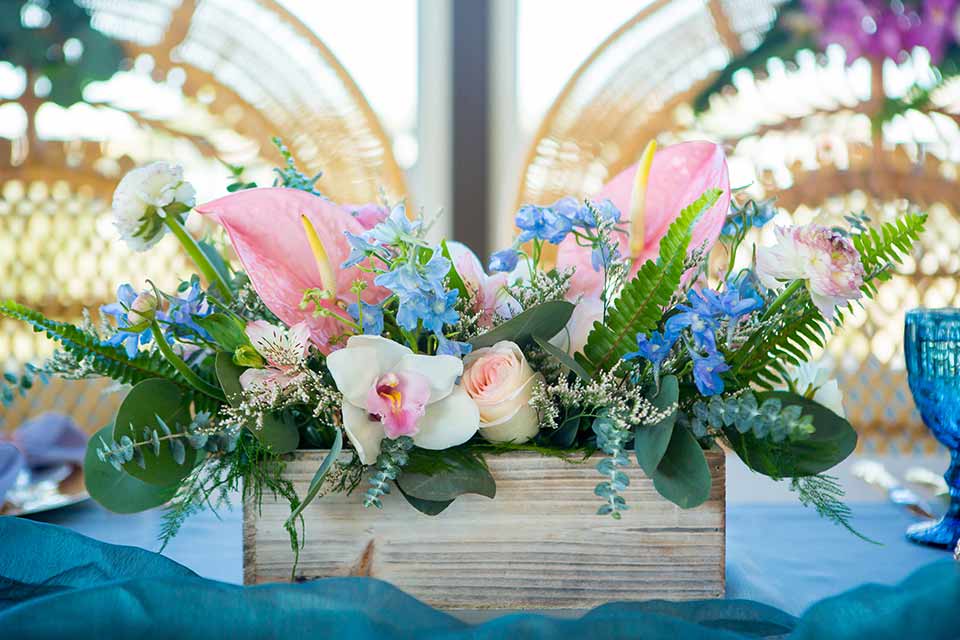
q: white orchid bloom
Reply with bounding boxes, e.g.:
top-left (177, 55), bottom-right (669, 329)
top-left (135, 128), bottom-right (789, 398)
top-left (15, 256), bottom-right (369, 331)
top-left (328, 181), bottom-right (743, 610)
top-left (788, 361), bottom-right (845, 418)
top-left (326, 335), bottom-right (480, 464)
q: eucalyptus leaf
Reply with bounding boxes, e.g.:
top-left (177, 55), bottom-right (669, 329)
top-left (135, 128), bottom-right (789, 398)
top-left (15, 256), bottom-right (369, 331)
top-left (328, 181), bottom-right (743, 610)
top-left (113, 379), bottom-right (197, 486)
top-left (545, 412), bottom-right (582, 448)
top-left (397, 447), bottom-right (496, 502)
top-left (398, 485), bottom-right (455, 516)
top-left (652, 425), bottom-right (712, 509)
top-left (635, 375), bottom-right (679, 476)
top-left (194, 313), bottom-right (249, 352)
top-left (84, 425), bottom-right (178, 513)
top-left (215, 352), bottom-right (299, 453)
top-left (285, 430), bottom-right (343, 527)
top-left (470, 301), bottom-right (574, 349)
top-left (533, 334), bottom-right (591, 381)
top-left (725, 391), bottom-right (857, 478)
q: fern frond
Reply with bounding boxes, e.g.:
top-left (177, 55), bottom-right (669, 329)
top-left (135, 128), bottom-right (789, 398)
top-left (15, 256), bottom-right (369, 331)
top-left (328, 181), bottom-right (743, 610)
top-left (581, 189), bottom-right (722, 372)
top-left (789, 474), bottom-right (878, 543)
top-left (853, 212), bottom-right (927, 292)
top-left (0, 300), bottom-right (181, 387)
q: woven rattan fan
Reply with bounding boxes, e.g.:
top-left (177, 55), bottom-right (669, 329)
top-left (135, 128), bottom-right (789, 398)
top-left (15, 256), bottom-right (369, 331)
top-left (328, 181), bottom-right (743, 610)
top-left (516, 0), bottom-right (959, 453)
top-left (1, 0), bottom-right (406, 434)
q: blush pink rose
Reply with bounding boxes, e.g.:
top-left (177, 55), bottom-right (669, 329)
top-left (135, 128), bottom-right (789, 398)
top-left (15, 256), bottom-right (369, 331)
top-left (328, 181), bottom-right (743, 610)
top-left (462, 341), bottom-right (543, 444)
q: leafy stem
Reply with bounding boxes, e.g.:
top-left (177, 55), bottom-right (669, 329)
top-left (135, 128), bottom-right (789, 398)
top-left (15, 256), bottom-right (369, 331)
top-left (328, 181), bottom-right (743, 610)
top-left (164, 214), bottom-right (235, 302)
top-left (151, 320), bottom-right (226, 402)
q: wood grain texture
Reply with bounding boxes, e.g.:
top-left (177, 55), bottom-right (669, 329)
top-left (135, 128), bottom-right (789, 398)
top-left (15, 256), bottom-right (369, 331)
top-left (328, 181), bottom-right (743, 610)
top-left (244, 449), bottom-right (725, 609)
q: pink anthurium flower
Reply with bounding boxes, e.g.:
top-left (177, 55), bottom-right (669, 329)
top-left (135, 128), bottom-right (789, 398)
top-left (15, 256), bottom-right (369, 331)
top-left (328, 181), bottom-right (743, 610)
top-left (557, 141), bottom-right (731, 301)
top-left (196, 188), bottom-right (388, 354)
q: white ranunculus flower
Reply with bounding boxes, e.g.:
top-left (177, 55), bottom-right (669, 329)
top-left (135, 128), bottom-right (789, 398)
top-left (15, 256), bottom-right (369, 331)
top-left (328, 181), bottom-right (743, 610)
top-left (112, 162), bottom-right (196, 251)
top-left (788, 361), bottom-right (845, 418)
top-left (326, 335), bottom-right (480, 465)
top-left (461, 341), bottom-right (543, 444)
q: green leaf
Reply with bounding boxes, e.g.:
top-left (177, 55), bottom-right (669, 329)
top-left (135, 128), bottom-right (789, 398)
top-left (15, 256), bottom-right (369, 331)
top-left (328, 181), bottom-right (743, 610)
top-left (0, 300), bottom-right (181, 387)
top-left (582, 189), bottom-right (721, 372)
top-left (533, 334), bottom-right (591, 380)
top-left (215, 352), bottom-right (299, 453)
top-left (113, 379), bottom-right (198, 486)
top-left (84, 425), bottom-right (180, 513)
top-left (652, 425), bottom-right (712, 509)
top-left (285, 430), bottom-right (342, 527)
top-left (440, 240), bottom-right (471, 301)
top-left (398, 485), bottom-right (454, 516)
top-left (635, 375), bottom-right (679, 476)
top-left (544, 412), bottom-right (582, 448)
top-left (397, 447), bottom-right (496, 502)
top-left (470, 301), bottom-right (574, 349)
top-left (194, 313), bottom-right (250, 352)
top-left (198, 239), bottom-right (233, 288)
top-left (725, 392), bottom-right (857, 478)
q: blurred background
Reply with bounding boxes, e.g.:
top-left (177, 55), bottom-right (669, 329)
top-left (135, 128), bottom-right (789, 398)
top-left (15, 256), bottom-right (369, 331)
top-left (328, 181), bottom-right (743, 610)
top-left (3, 0), bottom-right (960, 463)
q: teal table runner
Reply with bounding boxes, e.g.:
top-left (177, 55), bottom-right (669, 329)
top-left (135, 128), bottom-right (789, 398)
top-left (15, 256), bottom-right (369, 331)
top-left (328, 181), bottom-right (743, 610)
top-left (1, 517), bottom-right (959, 639)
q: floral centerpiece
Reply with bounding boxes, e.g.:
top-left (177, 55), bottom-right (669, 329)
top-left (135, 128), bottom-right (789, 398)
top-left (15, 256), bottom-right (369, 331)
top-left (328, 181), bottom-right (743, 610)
top-left (695, 0), bottom-right (960, 121)
top-left (0, 138), bottom-right (925, 557)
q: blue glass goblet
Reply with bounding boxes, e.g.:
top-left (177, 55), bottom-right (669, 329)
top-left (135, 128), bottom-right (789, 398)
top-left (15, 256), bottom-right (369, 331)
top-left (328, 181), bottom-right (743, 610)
top-left (904, 308), bottom-right (960, 549)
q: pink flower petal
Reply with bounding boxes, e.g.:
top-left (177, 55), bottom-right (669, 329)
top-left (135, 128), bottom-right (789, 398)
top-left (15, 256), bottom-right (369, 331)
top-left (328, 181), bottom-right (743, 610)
top-left (196, 188), bottom-right (388, 354)
top-left (366, 371), bottom-right (432, 439)
top-left (558, 141), bottom-right (731, 300)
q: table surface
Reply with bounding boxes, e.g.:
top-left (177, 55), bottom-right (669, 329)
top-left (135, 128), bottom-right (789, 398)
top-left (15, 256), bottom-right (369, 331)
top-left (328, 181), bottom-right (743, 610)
top-left (21, 455), bottom-right (955, 618)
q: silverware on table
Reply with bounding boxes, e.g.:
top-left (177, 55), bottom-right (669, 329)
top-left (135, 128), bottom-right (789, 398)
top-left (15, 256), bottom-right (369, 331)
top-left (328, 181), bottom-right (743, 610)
top-left (851, 460), bottom-right (936, 520)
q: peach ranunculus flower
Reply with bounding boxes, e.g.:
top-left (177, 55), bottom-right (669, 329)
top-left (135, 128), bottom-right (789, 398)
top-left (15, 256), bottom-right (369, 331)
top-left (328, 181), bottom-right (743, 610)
top-left (462, 341), bottom-right (543, 444)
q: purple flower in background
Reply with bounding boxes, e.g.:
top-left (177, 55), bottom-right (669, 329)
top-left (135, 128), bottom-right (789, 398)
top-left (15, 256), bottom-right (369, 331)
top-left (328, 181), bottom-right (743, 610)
top-left (802, 0), bottom-right (960, 64)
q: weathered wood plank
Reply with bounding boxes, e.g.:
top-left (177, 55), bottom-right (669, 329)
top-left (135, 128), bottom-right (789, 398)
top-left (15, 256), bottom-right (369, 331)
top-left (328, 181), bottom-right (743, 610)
top-left (244, 449), bottom-right (725, 609)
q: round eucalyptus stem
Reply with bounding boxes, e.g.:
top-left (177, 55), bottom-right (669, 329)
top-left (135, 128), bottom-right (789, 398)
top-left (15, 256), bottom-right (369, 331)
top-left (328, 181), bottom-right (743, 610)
top-left (163, 214), bottom-right (234, 302)
top-left (151, 320), bottom-right (226, 402)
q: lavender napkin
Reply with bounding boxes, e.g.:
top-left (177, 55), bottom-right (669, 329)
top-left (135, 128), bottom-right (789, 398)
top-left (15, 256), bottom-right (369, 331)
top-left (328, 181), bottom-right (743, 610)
top-left (0, 413), bottom-right (88, 506)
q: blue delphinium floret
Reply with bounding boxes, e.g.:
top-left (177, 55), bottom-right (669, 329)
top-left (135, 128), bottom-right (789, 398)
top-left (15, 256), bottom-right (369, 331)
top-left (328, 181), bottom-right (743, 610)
top-left (623, 328), bottom-right (679, 386)
top-left (721, 200), bottom-right (777, 237)
top-left (590, 242), bottom-right (620, 271)
top-left (437, 335), bottom-right (473, 358)
top-left (100, 284), bottom-right (155, 358)
top-left (488, 248), bottom-right (520, 273)
top-left (666, 292), bottom-right (720, 352)
top-left (375, 249), bottom-right (451, 300)
top-left (348, 301), bottom-right (385, 335)
top-left (690, 350), bottom-right (730, 396)
top-left (570, 198), bottom-right (621, 228)
top-left (342, 231), bottom-right (390, 268)
top-left (366, 204), bottom-right (422, 246)
top-left (164, 281), bottom-right (213, 341)
top-left (515, 204), bottom-right (572, 244)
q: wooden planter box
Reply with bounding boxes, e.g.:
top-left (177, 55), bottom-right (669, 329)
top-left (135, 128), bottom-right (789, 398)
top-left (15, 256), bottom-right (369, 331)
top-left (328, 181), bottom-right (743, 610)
top-left (243, 449), bottom-right (725, 609)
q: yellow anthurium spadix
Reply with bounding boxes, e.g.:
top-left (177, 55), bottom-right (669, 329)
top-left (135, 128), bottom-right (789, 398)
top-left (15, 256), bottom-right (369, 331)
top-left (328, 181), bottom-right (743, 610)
top-left (301, 214), bottom-right (337, 299)
top-left (628, 140), bottom-right (657, 258)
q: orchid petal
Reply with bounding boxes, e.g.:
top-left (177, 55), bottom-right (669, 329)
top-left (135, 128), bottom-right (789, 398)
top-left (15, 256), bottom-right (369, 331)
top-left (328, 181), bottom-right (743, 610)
top-left (326, 336), bottom-right (411, 406)
top-left (396, 353), bottom-right (463, 403)
top-left (195, 188), bottom-right (388, 354)
top-left (557, 141), bottom-right (731, 300)
top-left (341, 403), bottom-right (385, 466)
top-left (412, 386), bottom-right (480, 451)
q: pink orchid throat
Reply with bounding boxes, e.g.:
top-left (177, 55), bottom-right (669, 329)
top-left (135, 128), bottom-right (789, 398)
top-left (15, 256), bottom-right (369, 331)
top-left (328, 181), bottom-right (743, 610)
top-left (366, 370), bottom-right (432, 439)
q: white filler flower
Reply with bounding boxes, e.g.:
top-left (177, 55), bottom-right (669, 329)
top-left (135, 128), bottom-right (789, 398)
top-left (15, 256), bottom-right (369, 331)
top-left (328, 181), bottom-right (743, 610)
top-left (112, 162), bottom-right (196, 251)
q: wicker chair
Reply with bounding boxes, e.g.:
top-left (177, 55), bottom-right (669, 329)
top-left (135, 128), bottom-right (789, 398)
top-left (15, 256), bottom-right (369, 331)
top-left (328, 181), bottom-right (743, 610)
top-left (515, 0), bottom-right (960, 453)
top-left (1, 0), bottom-right (406, 435)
